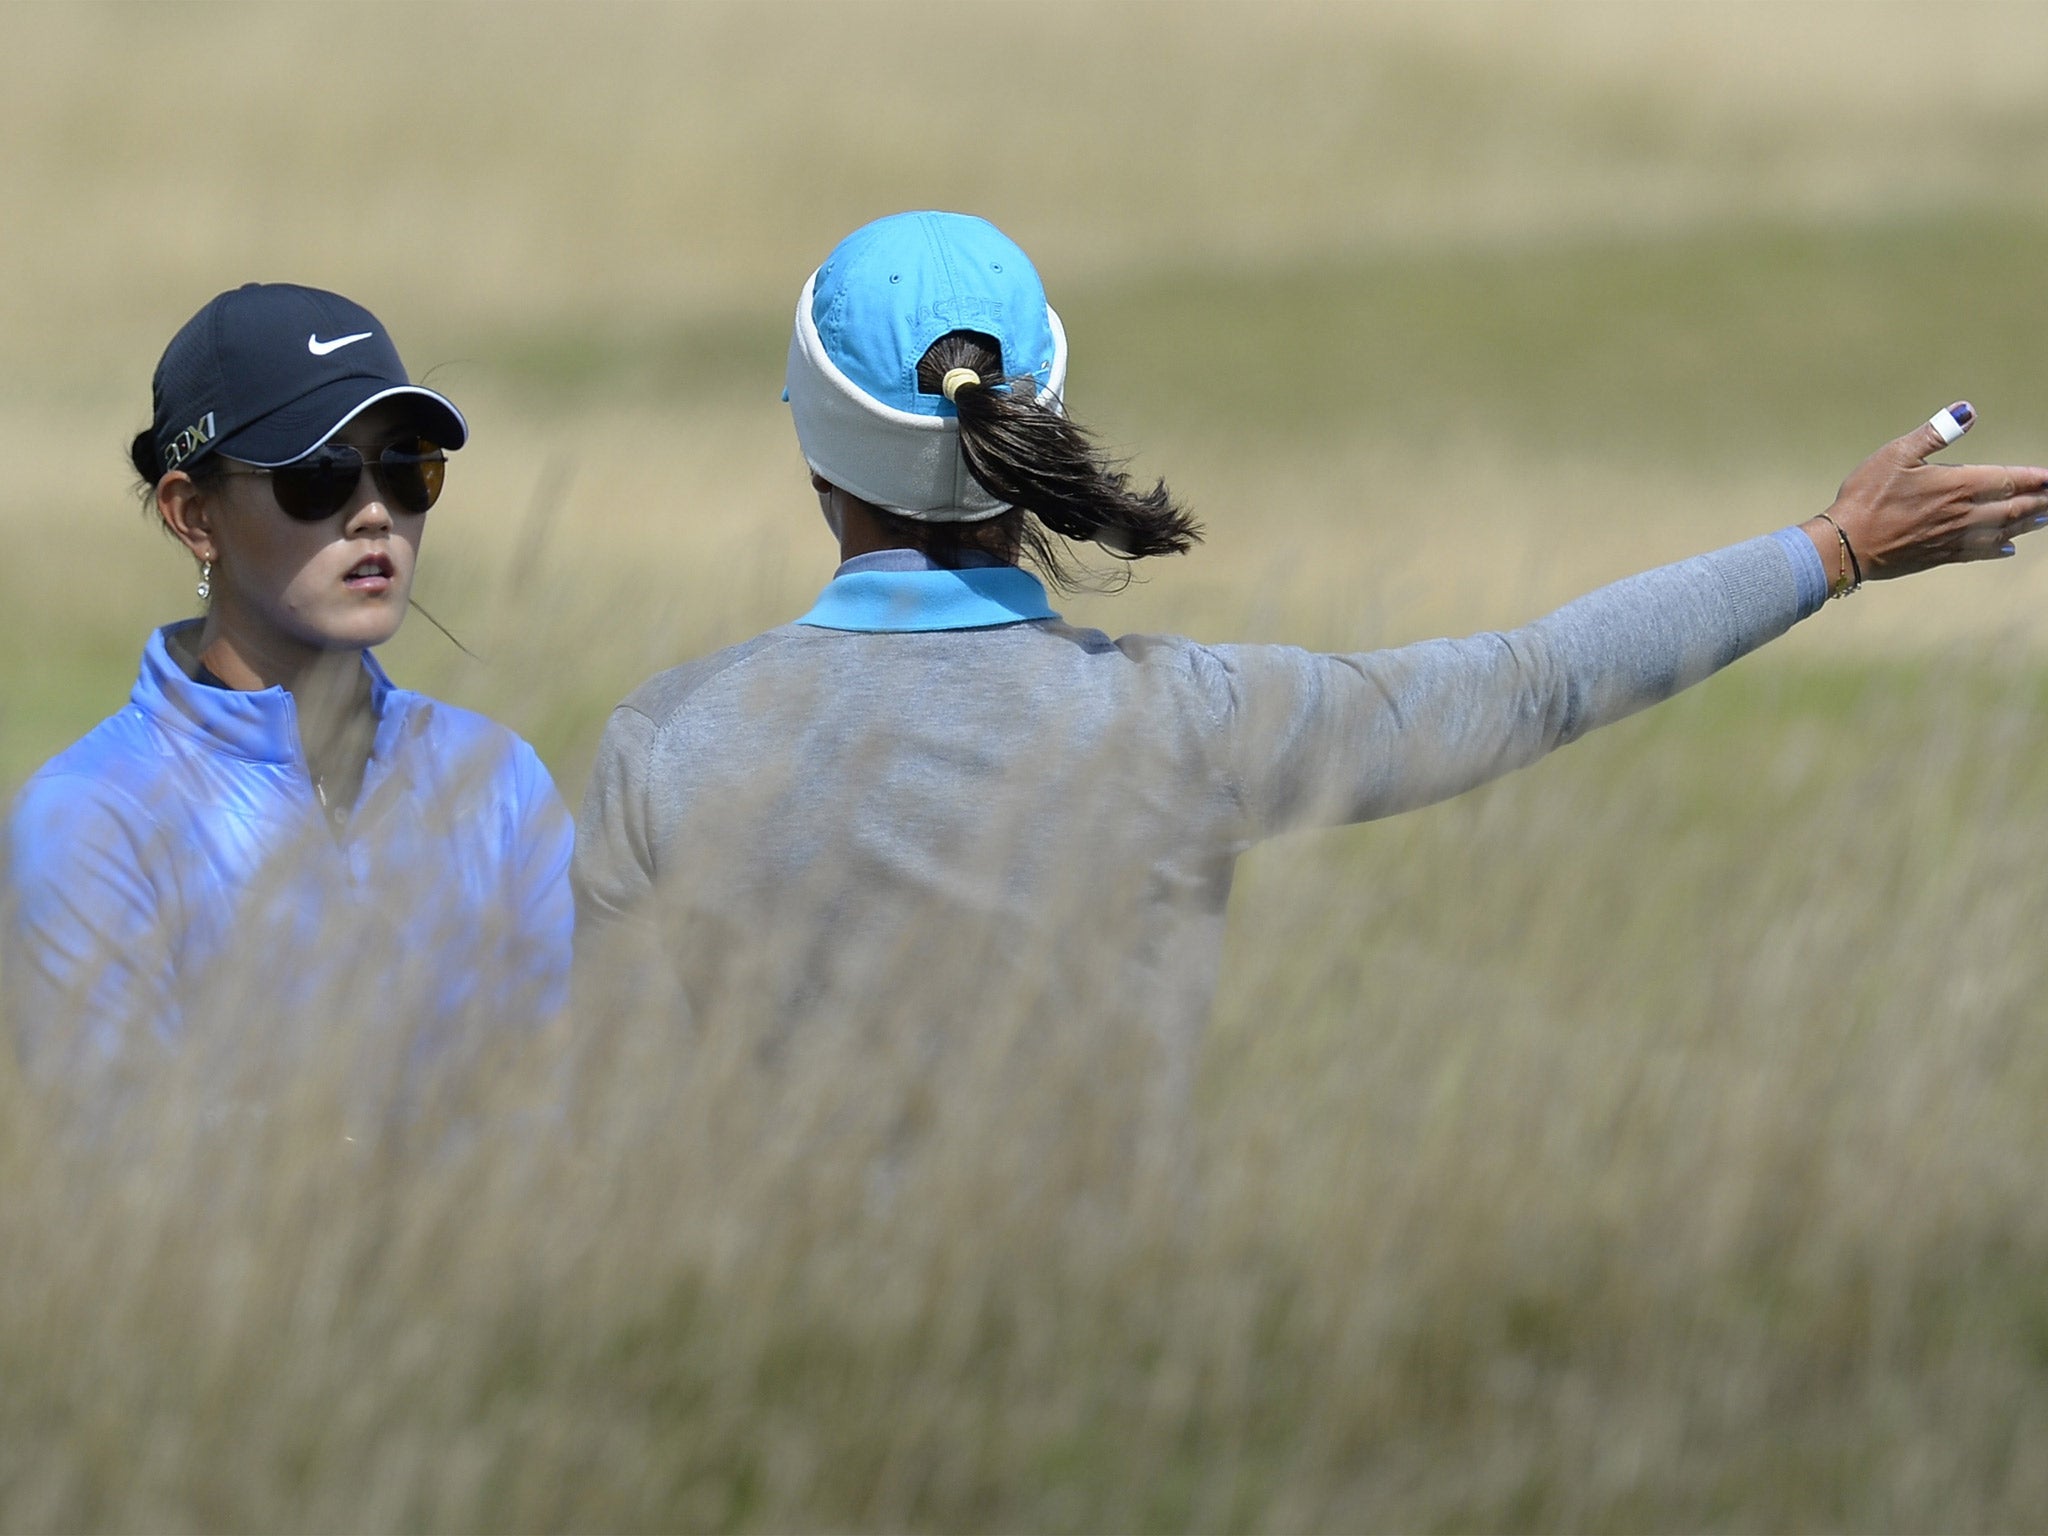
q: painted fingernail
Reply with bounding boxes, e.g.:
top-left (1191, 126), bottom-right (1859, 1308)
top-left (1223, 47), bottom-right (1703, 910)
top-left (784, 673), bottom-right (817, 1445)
top-left (2001, 542), bottom-right (2017, 556)
top-left (1951, 401), bottom-right (1975, 426)
top-left (2031, 515), bottom-right (2046, 529)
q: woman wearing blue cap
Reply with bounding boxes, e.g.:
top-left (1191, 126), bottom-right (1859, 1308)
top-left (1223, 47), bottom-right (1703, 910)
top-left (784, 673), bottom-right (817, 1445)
top-left (574, 211), bottom-right (2048, 1060)
top-left (5, 284), bottom-right (574, 1077)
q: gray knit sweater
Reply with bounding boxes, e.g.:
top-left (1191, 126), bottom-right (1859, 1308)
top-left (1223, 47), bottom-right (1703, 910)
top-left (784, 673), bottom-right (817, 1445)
top-left (574, 531), bottom-right (1824, 1051)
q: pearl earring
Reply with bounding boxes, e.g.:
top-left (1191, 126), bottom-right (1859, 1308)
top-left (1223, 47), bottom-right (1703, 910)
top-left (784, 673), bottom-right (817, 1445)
top-left (196, 559), bottom-right (212, 603)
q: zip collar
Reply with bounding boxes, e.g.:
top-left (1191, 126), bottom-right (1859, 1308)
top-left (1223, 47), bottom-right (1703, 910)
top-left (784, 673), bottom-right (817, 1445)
top-left (133, 620), bottom-right (401, 765)
top-left (797, 552), bottom-right (1059, 633)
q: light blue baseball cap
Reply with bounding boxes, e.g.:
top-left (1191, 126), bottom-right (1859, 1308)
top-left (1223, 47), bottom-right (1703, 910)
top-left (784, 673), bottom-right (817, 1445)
top-left (784, 211), bottom-right (1068, 520)
top-left (809, 211), bottom-right (1060, 417)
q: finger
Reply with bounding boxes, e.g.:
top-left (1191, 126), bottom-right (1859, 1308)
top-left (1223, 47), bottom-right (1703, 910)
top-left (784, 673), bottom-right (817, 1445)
top-left (1960, 466), bottom-right (2048, 506)
top-left (1958, 518), bottom-right (2006, 556)
top-left (1955, 500), bottom-right (2045, 555)
top-left (1953, 523), bottom-right (2019, 561)
top-left (1897, 400), bottom-right (1976, 464)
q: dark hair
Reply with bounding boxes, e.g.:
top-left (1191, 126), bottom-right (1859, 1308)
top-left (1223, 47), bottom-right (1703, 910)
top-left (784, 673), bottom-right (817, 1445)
top-left (888, 331), bottom-right (1201, 593)
top-left (128, 428), bottom-right (225, 497)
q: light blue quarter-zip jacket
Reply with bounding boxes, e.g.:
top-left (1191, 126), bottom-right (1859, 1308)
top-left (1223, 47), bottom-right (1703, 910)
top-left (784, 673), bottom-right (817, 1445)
top-left (5, 622), bottom-right (574, 1076)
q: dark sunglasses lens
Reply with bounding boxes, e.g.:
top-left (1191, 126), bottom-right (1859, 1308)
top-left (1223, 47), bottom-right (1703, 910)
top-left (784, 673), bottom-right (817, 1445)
top-left (266, 441), bottom-right (444, 519)
top-left (269, 453), bottom-right (361, 521)
top-left (374, 440), bottom-right (445, 514)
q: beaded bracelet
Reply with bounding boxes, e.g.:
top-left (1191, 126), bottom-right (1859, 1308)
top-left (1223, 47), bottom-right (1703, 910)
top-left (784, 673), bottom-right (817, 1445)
top-left (1816, 511), bottom-right (1863, 598)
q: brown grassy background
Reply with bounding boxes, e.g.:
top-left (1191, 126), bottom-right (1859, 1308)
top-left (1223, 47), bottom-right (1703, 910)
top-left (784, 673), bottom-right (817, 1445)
top-left (6, 3), bottom-right (2048, 1530)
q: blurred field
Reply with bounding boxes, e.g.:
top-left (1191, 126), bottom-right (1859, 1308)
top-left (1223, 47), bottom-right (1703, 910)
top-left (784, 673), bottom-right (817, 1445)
top-left (7, 1), bottom-right (2048, 1530)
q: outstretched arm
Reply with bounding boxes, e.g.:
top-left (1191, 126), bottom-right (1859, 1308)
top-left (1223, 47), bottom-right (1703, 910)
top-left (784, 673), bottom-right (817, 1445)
top-left (1213, 406), bottom-right (2048, 838)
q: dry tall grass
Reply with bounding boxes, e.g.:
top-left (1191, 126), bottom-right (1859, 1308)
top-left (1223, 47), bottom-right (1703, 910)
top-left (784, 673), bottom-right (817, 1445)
top-left (8, 4), bottom-right (2048, 1531)
top-left (10, 663), bottom-right (2048, 1531)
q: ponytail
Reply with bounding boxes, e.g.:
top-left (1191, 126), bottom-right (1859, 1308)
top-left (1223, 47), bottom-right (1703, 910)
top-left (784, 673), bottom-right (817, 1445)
top-left (907, 331), bottom-right (1202, 592)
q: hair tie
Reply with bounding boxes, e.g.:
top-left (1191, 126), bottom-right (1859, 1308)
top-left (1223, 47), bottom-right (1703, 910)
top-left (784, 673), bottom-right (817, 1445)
top-left (940, 367), bottom-right (981, 402)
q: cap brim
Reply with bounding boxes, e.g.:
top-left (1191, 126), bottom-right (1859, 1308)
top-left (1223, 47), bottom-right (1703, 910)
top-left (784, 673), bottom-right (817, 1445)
top-left (216, 380), bottom-right (469, 466)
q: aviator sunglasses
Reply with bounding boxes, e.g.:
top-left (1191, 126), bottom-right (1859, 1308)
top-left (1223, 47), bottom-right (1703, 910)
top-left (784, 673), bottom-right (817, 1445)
top-left (215, 439), bottom-right (447, 522)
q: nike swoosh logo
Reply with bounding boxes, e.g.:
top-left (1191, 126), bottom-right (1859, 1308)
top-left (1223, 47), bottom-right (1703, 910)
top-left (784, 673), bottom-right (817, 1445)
top-left (307, 331), bottom-right (373, 356)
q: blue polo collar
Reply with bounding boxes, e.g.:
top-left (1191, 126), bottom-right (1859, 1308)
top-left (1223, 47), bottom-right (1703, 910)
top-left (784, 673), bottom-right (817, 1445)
top-left (797, 550), bottom-right (1059, 632)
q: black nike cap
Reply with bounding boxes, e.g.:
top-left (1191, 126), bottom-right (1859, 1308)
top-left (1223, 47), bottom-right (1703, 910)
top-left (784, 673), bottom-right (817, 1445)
top-left (150, 283), bottom-right (468, 474)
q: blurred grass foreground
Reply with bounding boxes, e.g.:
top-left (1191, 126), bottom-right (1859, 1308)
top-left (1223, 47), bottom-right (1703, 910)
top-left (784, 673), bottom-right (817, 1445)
top-left (8, 3), bottom-right (2048, 1531)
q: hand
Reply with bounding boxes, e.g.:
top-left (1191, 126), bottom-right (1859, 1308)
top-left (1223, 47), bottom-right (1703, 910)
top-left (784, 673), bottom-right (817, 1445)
top-left (1807, 403), bottom-right (2048, 584)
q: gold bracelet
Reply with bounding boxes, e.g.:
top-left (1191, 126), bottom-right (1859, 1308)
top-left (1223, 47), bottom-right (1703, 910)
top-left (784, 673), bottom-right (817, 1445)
top-left (1816, 511), bottom-right (1861, 598)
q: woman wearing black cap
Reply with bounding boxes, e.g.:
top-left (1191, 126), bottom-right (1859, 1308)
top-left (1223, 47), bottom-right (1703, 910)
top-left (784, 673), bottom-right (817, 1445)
top-left (5, 284), bottom-right (573, 1077)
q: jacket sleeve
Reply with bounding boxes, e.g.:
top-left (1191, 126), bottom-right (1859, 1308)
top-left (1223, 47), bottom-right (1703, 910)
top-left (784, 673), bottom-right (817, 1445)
top-left (1205, 530), bottom-right (1827, 841)
top-left (504, 741), bottom-right (576, 1021)
top-left (4, 772), bottom-right (180, 1075)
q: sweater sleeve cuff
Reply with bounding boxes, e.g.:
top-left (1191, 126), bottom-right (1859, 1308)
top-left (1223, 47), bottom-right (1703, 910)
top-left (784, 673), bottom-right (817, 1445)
top-left (1770, 525), bottom-right (1829, 619)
